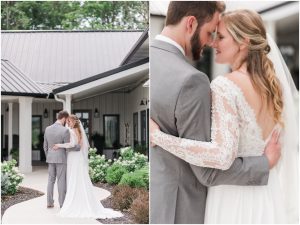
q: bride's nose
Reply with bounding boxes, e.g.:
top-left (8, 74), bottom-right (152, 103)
top-left (211, 40), bottom-right (218, 48)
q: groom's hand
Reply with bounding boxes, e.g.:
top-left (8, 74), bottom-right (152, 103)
top-left (264, 130), bottom-right (281, 169)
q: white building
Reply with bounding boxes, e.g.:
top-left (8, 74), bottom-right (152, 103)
top-left (1, 29), bottom-right (149, 173)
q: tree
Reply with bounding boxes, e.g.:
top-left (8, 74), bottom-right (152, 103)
top-left (1, 1), bottom-right (149, 30)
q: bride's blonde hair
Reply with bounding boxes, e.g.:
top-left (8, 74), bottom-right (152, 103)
top-left (222, 9), bottom-right (283, 126)
top-left (69, 115), bottom-right (83, 143)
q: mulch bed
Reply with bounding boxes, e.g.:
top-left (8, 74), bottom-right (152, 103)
top-left (95, 182), bottom-right (134, 224)
top-left (1, 186), bottom-right (44, 218)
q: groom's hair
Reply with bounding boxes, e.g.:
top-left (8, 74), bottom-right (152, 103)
top-left (166, 1), bottom-right (225, 27)
top-left (57, 110), bottom-right (69, 120)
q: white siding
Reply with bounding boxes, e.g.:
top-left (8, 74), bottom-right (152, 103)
top-left (1, 83), bottom-right (149, 149)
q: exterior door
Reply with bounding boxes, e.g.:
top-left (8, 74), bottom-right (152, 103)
top-left (103, 115), bottom-right (120, 149)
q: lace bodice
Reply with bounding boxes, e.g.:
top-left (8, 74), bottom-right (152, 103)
top-left (151, 76), bottom-right (266, 170)
top-left (56, 128), bottom-right (79, 149)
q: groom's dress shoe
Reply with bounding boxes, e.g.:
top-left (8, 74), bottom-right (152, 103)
top-left (47, 205), bottom-right (54, 208)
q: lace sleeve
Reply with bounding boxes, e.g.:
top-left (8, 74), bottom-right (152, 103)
top-left (56, 129), bottom-right (77, 149)
top-left (151, 79), bottom-right (240, 170)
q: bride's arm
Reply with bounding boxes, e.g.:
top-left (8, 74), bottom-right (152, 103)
top-left (151, 81), bottom-right (239, 170)
top-left (55, 129), bottom-right (77, 149)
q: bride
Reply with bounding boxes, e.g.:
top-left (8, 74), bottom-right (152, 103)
top-left (53, 114), bottom-right (123, 219)
top-left (150, 9), bottom-right (298, 223)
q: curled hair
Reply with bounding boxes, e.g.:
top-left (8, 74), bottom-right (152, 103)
top-left (222, 10), bottom-right (283, 126)
top-left (69, 115), bottom-right (82, 143)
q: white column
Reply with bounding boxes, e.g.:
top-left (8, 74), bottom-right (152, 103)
top-left (8, 103), bottom-right (13, 160)
top-left (18, 97), bottom-right (33, 173)
top-left (65, 94), bottom-right (72, 114)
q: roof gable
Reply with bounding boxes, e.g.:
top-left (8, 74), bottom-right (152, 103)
top-left (1, 30), bottom-right (143, 84)
top-left (1, 59), bottom-right (47, 97)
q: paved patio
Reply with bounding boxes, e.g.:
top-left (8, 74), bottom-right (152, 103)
top-left (2, 166), bottom-right (112, 224)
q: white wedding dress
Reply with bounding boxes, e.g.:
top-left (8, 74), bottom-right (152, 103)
top-left (151, 75), bottom-right (298, 223)
top-left (56, 128), bottom-right (123, 219)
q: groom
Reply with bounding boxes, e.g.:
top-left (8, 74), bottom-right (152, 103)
top-left (43, 110), bottom-right (80, 208)
top-left (150, 1), bottom-right (281, 224)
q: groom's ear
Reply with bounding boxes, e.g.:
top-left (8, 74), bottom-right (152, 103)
top-left (186, 16), bottom-right (198, 35)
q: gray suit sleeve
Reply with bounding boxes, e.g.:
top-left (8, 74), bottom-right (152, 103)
top-left (175, 73), bottom-right (269, 187)
top-left (63, 129), bottom-right (81, 152)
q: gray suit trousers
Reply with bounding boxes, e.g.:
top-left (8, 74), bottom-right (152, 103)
top-left (47, 163), bottom-right (67, 207)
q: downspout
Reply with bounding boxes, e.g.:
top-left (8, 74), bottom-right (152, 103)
top-left (54, 94), bottom-right (72, 113)
top-left (54, 94), bottom-right (66, 110)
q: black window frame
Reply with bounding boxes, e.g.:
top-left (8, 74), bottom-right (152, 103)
top-left (133, 112), bottom-right (139, 147)
top-left (103, 114), bottom-right (120, 149)
top-left (32, 115), bottom-right (42, 150)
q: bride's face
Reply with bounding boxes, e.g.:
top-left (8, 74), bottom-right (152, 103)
top-left (67, 118), bottom-right (75, 128)
top-left (212, 20), bottom-right (240, 65)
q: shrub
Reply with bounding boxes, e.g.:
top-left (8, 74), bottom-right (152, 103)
top-left (120, 147), bottom-right (135, 160)
top-left (106, 164), bottom-right (128, 185)
top-left (88, 148), bottom-right (111, 183)
top-left (130, 189), bottom-right (149, 224)
top-left (113, 148), bottom-right (148, 172)
top-left (10, 148), bottom-right (19, 163)
top-left (119, 166), bottom-right (148, 189)
top-left (1, 159), bottom-right (24, 195)
top-left (111, 185), bottom-right (140, 211)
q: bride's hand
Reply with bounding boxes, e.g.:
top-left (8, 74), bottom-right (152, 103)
top-left (150, 118), bottom-right (160, 147)
top-left (53, 144), bottom-right (59, 150)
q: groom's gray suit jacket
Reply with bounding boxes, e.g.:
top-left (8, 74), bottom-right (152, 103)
top-left (43, 122), bottom-right (80, 163)
top-left (150, 40), bottom-right (270, 224)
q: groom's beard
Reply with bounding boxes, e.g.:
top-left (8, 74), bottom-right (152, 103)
top-left (191, 26), bottom-right (203, 61)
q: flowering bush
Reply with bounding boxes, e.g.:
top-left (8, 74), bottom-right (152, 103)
top-left (113, 147), bottom-right (148, 172)
top-left (88, 148), bottom-right (111, 183)
top-left (1, 159), bottom-right (24, 195)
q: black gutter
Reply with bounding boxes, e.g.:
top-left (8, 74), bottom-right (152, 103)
top-left (1, 92), bottom-right (48, 98)
top-left (53, 57), bottom-right (149, 94)
top-left (120, 28), bottom-right (149, 66)
top-left (258, 1), bottom-right (294, 14)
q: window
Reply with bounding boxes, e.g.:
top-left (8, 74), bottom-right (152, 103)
top-left (32, 116), bottom-right (42, 150)
top-left (133, 112), bottom-right (138, 147)
top-left (73, 110), bottom-right (92, 139)
top-left (103, 115), bottom-right (120, 148)
top-left (140, 110), bottom-right (147, 147)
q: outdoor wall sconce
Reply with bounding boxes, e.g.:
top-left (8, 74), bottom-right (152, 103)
top-left (6, 106), bottom-right (9, 112)
top-left (43, 109), bottom-right (48, 118)
top-left (140, 98), bottom-right (149, 106)
top-left (94, 108), bottom-right (99, 118)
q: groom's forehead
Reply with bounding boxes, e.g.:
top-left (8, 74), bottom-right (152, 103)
top-left (209, 12), bottom-right (221, 31)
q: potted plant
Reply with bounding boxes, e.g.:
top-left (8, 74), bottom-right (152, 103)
top-left (91, 132), bottom-right (105, 155)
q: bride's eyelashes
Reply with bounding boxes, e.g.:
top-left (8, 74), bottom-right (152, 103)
top-left (216, 32), bottom-right (224, 41)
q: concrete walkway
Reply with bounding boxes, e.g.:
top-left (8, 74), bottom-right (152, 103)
top-left (2, 166), bottom-right (112, 224)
